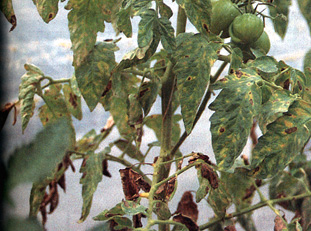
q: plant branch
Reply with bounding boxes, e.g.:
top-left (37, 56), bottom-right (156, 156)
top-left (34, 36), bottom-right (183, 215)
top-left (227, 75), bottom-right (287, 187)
top-left (199, 191), bottom-right (311, 230)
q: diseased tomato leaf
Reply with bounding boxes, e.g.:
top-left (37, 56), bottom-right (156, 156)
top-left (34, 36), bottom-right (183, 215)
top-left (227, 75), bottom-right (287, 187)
top-left (175, 0), bottom-right (212, 34)
top-left (75, 42), bottom-right (118, 111)
top-left (114, 139), bottom-right (144, 162)
top-left (79, 151), bottom-right (107, 223)
top-left (63, 84), bottom-right (82, 120)
top-left (153, 201), bottom-right (171, 220)
top-left (209, 68), bottom-right (262, 170)
top-left (173, 214), bottom-right (199, 231)
top-left (138, 79), bottom-right (160, 116)
top-left (303, 49), bottom-right (311, 103)
top-left (158, 17), bottom-right (176, 53)
top-left (5, 218), bottom-right (44, 231)
top-left (19, 64), bottom-right (45, 132)
top-left (138, 9), bottom-right (157, 48)
top-left (174, 33), bottom-right (220, 134)
top-left (0, 0), bottom-right (16, 31)
top-left (120, 200), bottom-right (147, 216)
top-left (39, 84), bottom-right (71, 126)
top-left (33, 0), bottom-right (59, 23)
top-left (268, 0), bottom-right (291, 39)
top-left (251, 99), bottom-right (311, 179)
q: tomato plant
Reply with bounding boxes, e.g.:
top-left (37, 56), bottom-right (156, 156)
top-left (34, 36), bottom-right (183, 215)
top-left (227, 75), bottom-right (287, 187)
top-left (1, 0), bottom-right (311, 231)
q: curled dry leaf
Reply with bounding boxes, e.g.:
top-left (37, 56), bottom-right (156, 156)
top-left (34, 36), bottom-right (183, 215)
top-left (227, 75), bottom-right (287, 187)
top-left (173, 214), bottom-right (199, 231)
top-left (200, 164), bottom-right (219, 189)
top-left (224, 225), bottom-right (237, 231)
top-left (133, 213), bottom-right (144, 228)
top-left (0, 102), bottom-right (17, 130)
top-left (120, 168), bottom-right (151, 200)
top-left (175, 191), bottom-right (198, 222)
top-left (155, 177), bottom-right (176, 201)
top-left (102, 159), bottom-right (112, 177)
top-left (188, 153), bottom-right (212, 165)
top-left (274, 215), bottom-right (287, 231)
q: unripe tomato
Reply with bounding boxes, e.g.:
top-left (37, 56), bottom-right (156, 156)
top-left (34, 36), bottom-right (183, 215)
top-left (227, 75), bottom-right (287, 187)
top-left (229, 13), bottom-right (264, 44)
top-left (210, 0), bottom-right (240, 38)
top-left (251, 31), bottom-right (270, 54)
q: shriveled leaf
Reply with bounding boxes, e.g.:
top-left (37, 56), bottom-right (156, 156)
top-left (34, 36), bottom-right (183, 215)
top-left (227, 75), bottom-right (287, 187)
top-left (207, 181), bottom-right (232, 218)
top-left (79, 151), bottom-right (105, 222)
top-left (34, 0), bottom-right (59, 23)
top-left (173, 214), bottom-right (198, 231)
top-left (7, 118), bottom-right (75, 190)
top-left (175, 191), bottom-right (198, 222)
top-left (176, 0), bottom-right (212, 34)
top-left (121, 200), bottom-right (147, 216)
top-left (39, 84), bottom-right (71, 126)
top-left (268, 0), bottom-right (291, 39)
top-left (19, 64), bottom-right (45, 132)
top-left (298, 0), bottom-right (311, 35)
top-left (251, 99), bottom-right (311, 179)
top-left (63, 84), bottom-right (82, 120)
top-left (174, 33), bottom-right (220, 134)
top-left (195, 164), bottom-right (210, 203)
top-left (114, 139), bottom-right (144, 162)
top-left (224, 226), bottom-right (237, 231)
top-left (0, 102), bottom-right (16, 131)
top-left (257, 88), bottom-right (297, 133)
top-left (138, 80), bottom-right (160, 116)
top-left (158, 17), bottom-right (176, 53)
top-left (0, 0), bottom-right (16, 31)
top-left (209, 68), bottom-right (262, 170)
top-left (5, 218), bottom-right (43, 231)
top-left (75, 42), bottom-right (118, 111)
top-left (29, 181), bottom-right (48, 217)
top-left (274, 216), bottom-right (287, 231)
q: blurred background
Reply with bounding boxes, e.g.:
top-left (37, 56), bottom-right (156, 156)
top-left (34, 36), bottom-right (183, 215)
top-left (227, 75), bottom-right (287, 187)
top-left (1, 0), bottom-right (311, 230)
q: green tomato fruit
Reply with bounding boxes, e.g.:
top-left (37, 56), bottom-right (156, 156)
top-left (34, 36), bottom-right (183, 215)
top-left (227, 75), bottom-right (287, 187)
top-left (251, 31), bottom-right (270, 54)
top-left (229, 13), bottom-right (264, 44)
top-left (210, 0), bottom-right (240, 38)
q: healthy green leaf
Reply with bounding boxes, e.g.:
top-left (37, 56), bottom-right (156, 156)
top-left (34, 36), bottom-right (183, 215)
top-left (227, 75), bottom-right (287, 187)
top-left (19, 64), bottom-right (44, 132)
top-left (209, 68), bottom-right (262, 170)
top-left (75, 42), bottom-right (118, 111)
top-left (79, 151), bottom-right (105, 223)
top-left (174, 33), bottom-right (220, 134)
top-left (7, 118), bottom-right (75, 190)
top-left (0, 0), bottom-right (16, 31)
top-left (39, 84), bottom-right (71, 126)
top-left (298, 0), bottom-right (311, 35)
top-left (268, 0), bottom-right (291, 39)
top-left (33, 0), bottom-right (59, 23)
top-left (63, 84), bottom-right (83, 120)
top-left (251, 99), bottom-right (311, 179)
top-left (176, 0), bottom-right (212, 34)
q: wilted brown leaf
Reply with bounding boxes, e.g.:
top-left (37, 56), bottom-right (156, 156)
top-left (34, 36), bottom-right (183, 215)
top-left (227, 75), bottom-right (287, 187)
top-left (224, 225), bottom-right (237, 231)
top-left (188, 153), bottom-right (212, 165)
top-left (200, 164), bottom-right (218, 189)
top-left (0, 102), bottom-right (17, 130)
top-left (133, 213), bottom-right (144, 228)
top-left (274, 215), bottom-right (287, 231)
top-left (173, 214), bottom-right (199, 231)
top-left (155, 177), bottom-right (176, 201)
top-left (102, 159), bottom-right (112, 177)
top-left (175, 191), bottom-right (198, 222)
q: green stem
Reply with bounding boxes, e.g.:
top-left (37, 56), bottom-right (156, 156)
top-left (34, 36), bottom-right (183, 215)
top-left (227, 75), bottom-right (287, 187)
top-left (199, 192), bottom-right (311, 230)
top-left (176, 7), bottom-right (187, 36)
top-left (41, 77), bottom-right (70, 89)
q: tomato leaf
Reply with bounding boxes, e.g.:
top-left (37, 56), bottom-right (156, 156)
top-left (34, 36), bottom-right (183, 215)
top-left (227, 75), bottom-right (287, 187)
top-left (176, 0), bottom-right (212, 34)
top-left (39, 84), bottom-right (71, 126)
top-left (174, 33), bottom-right (219, 134)
top-left (138, 9), bottom-right (157, 48)
top-left (19, 64), bottom-right (44, 132)
top-left (63, 84), bottom-right (82, 120)
top-left (7, 118), bottom-right (75, 190)
top-left (5, 218), bottom-right (43, 231)
top-left (33, 0), bottom-right (59, 23)
top-left (138, 80), bottom-right (160, 116)
top-left (75, 42), bottom-right (118, 111)
top-left (268, 0), bottom-right (291, 39)
top-left (114, 139), bottom-right (144, 162)
top-left (209, 68), bottom-right (262, 170)
top-left (0, 0), bottom-right (16, 31)
top-left (79, 151), bottom-right (107, 223)
top-left (298, 0), bottom-right (311, 35)
top-left (303, 49), bottom-right (311, 103)
top-left (121, 200), bottom-right (147, 216)
top-left (251, 99), bottom-right (311, 179)
top-left (158, 17), bottom-right (176, 53)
